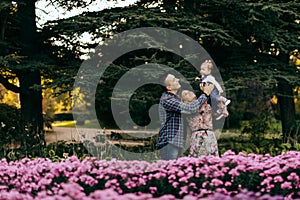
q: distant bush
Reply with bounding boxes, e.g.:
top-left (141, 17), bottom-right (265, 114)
top-left (53, 113), bottom-right (74, 121)
top-left (0, 104), bottom-right (50, 160)
top-left (0, 103), bottom-right (21, 129)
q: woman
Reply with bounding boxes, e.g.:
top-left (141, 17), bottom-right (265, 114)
top-left (181, 90), bottom-right (219, 157)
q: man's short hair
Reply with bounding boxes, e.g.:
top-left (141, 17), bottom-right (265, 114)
top-left (164, 74), bottom-right (173, 87)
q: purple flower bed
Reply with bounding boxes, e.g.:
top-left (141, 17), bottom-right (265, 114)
top-left (0, 150), bottom-right (300, 199)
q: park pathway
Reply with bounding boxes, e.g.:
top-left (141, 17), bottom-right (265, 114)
top-left (45, 127), bottom-right (157, 146)
top-left (45, 127), bottom-right (80, 144)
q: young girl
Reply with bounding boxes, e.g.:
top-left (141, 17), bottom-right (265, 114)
top-left (181, 90), bottom-right (219, 157)
top-left (195, 60), bottom-right (230, 120)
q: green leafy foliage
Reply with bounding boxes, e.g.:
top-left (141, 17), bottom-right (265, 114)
top-left (47, 0), bottom-right (298, 131)
top-left (0, 103), bottom-right (22, 156)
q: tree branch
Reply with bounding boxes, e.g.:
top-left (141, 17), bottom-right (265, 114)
top-left (0, 74), bottom-right (20, 93)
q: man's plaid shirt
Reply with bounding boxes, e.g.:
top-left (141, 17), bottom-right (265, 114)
top-left (158, 92), bottom-right (208, 149)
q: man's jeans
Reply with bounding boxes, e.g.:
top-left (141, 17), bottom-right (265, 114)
top-left (160, 143), bottom-right (182, 160)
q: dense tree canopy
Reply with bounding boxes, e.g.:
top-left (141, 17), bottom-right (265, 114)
top-left (43, 0), bottom-right (299, 134)
top-left (0, 0), bottom-right (90, 149)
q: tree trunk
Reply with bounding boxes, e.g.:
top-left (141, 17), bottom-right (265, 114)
top-left (17, 0), bottom-right (45, 146)
top-left (277, 78), bottom-right (296, 142)
top-left (18, 70), bottom-right (44, 137)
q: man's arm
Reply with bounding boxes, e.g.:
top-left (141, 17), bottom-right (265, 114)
top-left (180, 94), bottom-right (208, 113)
top-left (162, 94), bottom-right (208, 114)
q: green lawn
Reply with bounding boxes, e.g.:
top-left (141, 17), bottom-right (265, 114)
top-left (52, 120), bottom-right (76, 127)
top-left (52, 120), bottom-right (101, 128)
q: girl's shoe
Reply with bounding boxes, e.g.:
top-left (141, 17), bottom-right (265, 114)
top-left (224, 99), bottom-right (231, 106)
top-left (216, 114), bottom-right (224, 120)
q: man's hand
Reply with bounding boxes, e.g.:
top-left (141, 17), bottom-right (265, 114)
top-left (200, 82), bottom-right (214, 96)
top-left (195, 77), bottom-right (201, 81)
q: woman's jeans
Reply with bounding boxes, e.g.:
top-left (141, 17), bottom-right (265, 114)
top-left (159, 143), bottom-right (182, 160)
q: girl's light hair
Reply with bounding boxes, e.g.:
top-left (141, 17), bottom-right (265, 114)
top-left (201, 60), bottom-right (213, 70)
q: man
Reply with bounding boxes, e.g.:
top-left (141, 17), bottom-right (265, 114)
top-left (158, 74), bottom-right (214, 160)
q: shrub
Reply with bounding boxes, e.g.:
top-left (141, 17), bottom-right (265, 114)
top-left (0, 151), bottom-right (299, 199)
top-left (0, 103), bottom-right (23, 156)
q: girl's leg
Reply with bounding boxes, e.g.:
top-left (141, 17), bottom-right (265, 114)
top-left (210, 88), bottom-right (220, 113)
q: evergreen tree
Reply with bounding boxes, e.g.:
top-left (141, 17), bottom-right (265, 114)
top-left (0, 0), bottom-right (92, 150)
top-left (43, 0), bottom-right (299, 138)
top-left (1, 0), bottom-right (299, 145)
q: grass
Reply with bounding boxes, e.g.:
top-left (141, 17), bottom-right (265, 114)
top-left (52, 121), bottom-right (76, 127)
top-left (52, 120), bottom-right (160, 130)
top-left (52, 120), bottom-right (102, 128)
top-left (51, 120), bottom-right (283, 141)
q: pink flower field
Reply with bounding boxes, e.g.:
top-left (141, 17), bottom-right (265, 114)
top-left (0, 150), bottom-right (300, 200)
